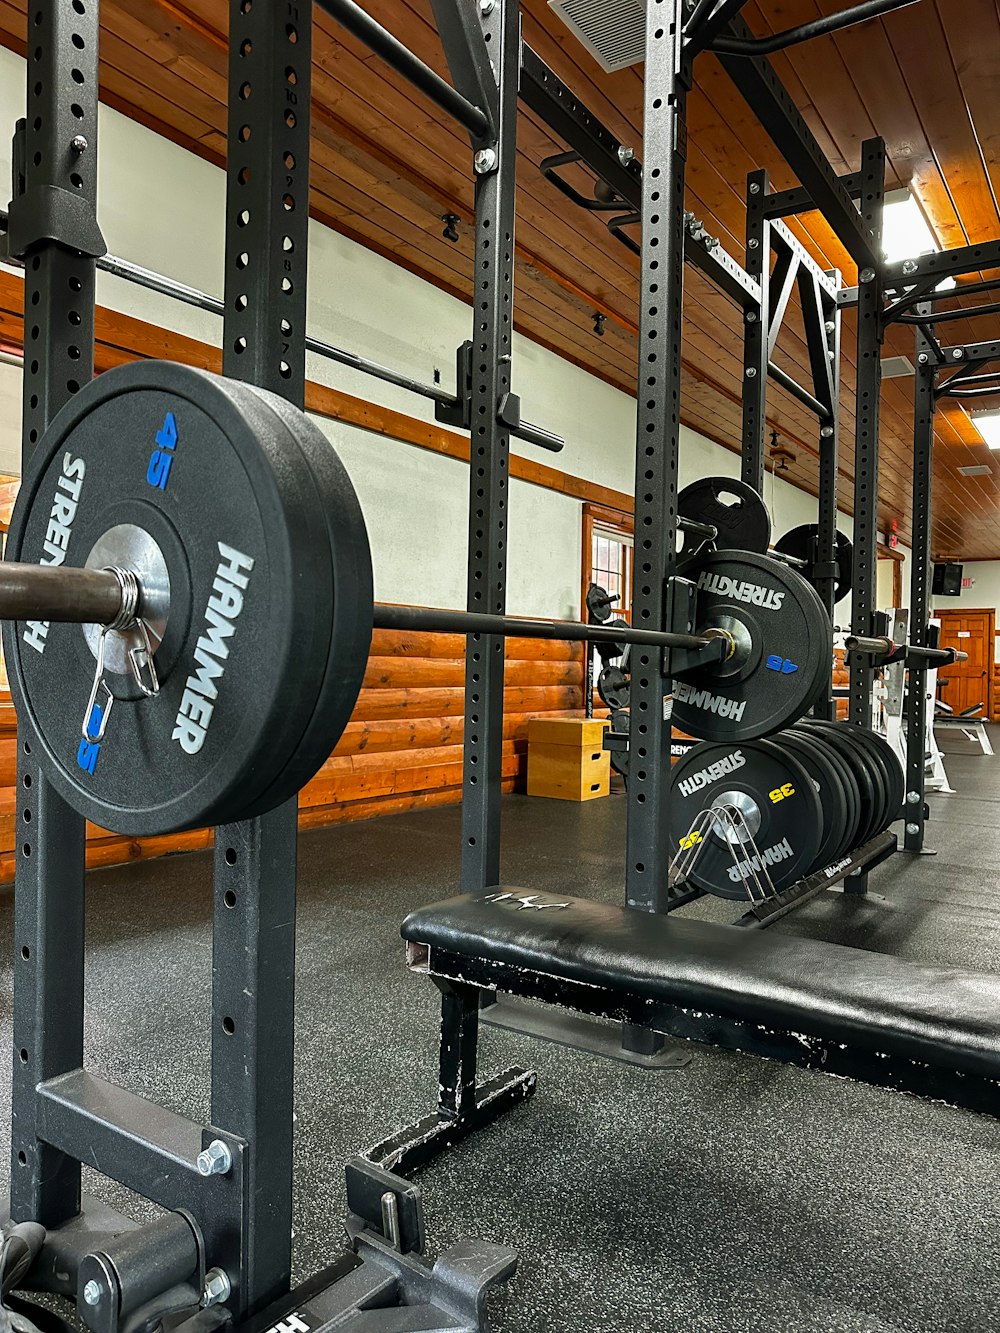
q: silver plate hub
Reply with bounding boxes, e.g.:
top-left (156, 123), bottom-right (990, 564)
top-left (82, 524), bottom-right (170, 675)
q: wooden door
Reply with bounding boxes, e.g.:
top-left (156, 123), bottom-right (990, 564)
top-left (935, 609), bottom-right (994, 718)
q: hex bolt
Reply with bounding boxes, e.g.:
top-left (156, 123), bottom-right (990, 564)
top-left (745, 367), bottom-right (757, 378)
top-left (906, 791), bottom-right (920, 804)
top-left (197, 1139), bottom-right (233, 1177)
top-left (825, 321), bottom-right (836, 334)
top-left (82, 1281), bottom-right (102, 1308)
top-left (201, 1269), bottom-right (232, 1309)
top-left (746, 311), bottom-right (757, 324)
top-left (902, 259), bottom-right (918, 275)
top-left (906, 823), bottom-right (920, 836)
top-left (860, 267), bottom-right (876, 283)
top-left (71, 135), bottom-right (88, 154)
top-left (617, 145), bottom-right (635, 167)
top-left (474, 147), bottom-right (497, 175)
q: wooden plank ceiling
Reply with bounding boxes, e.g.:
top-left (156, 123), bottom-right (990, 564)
top-left (2, 0), bottom-right (999, 557)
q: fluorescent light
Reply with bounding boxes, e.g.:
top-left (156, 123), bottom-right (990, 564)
top-left (882, 188), bottom-right (956, 291)
top-left (972, 409), bottom-right (1000, 450)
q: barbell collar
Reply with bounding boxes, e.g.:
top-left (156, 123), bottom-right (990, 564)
top-left (0, 563), bottom-right (128, 626)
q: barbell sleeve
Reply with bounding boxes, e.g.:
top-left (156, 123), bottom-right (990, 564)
top-left (844, 635), bottom-right (896, 657)
top-left (0, 564), bottom-right (126, 625)
top-left (845, 635), bottom-right (969, 665)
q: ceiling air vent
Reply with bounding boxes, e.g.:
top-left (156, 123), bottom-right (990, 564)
top-left (959, 465), bottom-right (991, 477)
top-left (548, 0), bottom-right (646, 73)
top-left (880, 355), bottom-right (914, 379)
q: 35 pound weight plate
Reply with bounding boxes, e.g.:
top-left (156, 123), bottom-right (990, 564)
top-left (776, 730), bottom-right (846, 874)
top-left (671, 550), bottom-right (833, 743)
top-left (4, 361), bottom-right (373, 836)
top-left (668, 739), bottom-right (821, 899)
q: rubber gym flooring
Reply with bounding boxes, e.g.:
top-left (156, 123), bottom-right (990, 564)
top-left (1, 729), bottom-right (999, 1332)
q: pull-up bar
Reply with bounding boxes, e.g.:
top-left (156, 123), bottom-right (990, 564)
top-left (315, 0), bottom-right (491, 142)
top-left (711, 0), bottom-right (924, 56)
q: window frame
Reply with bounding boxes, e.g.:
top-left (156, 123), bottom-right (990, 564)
top-left (581, 502), bottom-right (634, 623)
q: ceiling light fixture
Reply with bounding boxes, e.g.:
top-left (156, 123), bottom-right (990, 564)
top-left (881, 189), bottom-right (956, 292)
top-left (971, 409), bottom-right (1000, 450)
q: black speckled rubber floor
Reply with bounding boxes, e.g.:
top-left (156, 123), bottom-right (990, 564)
top-left (1, 730), bottom-right (999, 1332)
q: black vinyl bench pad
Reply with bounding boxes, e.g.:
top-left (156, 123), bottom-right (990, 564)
top-left (402, 890), bottom-right (1000, 1087)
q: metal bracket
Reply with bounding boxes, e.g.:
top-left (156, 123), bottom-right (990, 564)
top-left (6, 184), bottom-right (106, 261)
top-left (663, 577), bottom-right (727, 677)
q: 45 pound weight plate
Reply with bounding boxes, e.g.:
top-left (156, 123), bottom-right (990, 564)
top-left (4, 362), bottom-right (373, 836)
top-left (671, 550), bottom-right (833, 743)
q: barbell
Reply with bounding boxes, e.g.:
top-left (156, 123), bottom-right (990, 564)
top-left (3, 361), bottom-right (834, 836)
top-left (845, 635), bottom-right (969, 666)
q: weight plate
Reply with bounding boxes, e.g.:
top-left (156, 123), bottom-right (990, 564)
top-left (608, 708), bottom-right (629, 782)
top-left (678, 477), bottom-right (771, 555)
top-left (228, 384), bottom-right (373, 821)
top-left (864, 728), bottom-right (905, 823)
top-left (668, 738), bottom-right (821, 900)
top-left (201, 380), bottom-right (335, 825)
top-left (787, 725), bottom-right (859, 862)
top-left (598, 664), bottom-right (630, 709)
top-left (777, 730), bottom-right (845, 874)
top-left (798, 721), bottom-right (878, 848)
top-left (596, 617), bottom-right (629, 664)
top-left (672, 550), bottom-right (833, 743)
top-left (788, 566), bottom-right (835, 712)
top-left (773, 525), bottom-right (854, 604)
top-left (4, 361), bottom-right (371, 836)
top-left (845, 726), bottom-right (893, 837)
top-left (586, 582), bottom-right (615, 624)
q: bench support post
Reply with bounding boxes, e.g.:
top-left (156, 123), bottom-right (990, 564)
top-left (363, 979), bottom-right (537, 1177)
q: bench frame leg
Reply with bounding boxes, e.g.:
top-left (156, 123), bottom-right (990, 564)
top-left (363, 979), bottom-right (536, 1177)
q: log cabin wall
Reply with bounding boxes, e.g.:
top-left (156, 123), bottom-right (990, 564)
top-left (0, 623), bottom-right (588, 884)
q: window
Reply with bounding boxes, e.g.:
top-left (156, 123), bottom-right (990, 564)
top-left (582, 503), bottom-right (633, 623)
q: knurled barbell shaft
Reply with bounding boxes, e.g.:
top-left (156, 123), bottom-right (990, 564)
top-left (373, 603), bottom-right (724, 653)
top-left (0, 563), bottom-right (126, 625)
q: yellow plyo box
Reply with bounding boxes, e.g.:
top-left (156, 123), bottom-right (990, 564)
top-left (526, 717), bottom-right (610, 802)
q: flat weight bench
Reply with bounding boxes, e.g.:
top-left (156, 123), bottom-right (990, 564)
top-left (368, 890), bottom-right (1000, 1172)
top-left (934, 702), bottom-right (994, 756)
